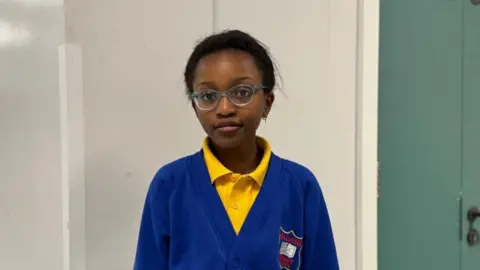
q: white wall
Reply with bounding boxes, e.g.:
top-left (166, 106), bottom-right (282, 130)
top-left (0, 0), bottom-right (66, 269)
top-left (1, 0), bottom-right (378, 269)
top-left (67, 0), bottom-right (360, 269)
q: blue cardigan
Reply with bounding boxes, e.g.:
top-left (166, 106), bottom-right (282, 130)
top-left (134, 151), bottom-right (339, 270)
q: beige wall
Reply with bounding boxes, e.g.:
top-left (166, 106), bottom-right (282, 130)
top-left (0, 0), bottom-right (66, 269)
top-left (67, 0), bottom-right (359, 269)
top-left (1, 0), bottom-right (378, 269)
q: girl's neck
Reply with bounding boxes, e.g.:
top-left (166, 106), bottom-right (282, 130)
top-left (210, 137), bottom-right (262, 174)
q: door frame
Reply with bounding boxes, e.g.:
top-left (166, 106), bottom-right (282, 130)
top-left (355, 0), bottom-right (379, 269)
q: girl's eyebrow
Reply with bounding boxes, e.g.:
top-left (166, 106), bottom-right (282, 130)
top-left (196, 76), bottom-right (255, 89)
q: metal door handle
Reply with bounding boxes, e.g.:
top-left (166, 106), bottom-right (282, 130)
top-left (467, 207), bottom-right (480, 247)
top-left (468, 207), bottom-right (480, 223)
top-left (467, 229), bottom-right (479, 246)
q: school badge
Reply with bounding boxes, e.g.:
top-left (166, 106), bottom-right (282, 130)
top-left (279, 227), bottom-right (303, 270)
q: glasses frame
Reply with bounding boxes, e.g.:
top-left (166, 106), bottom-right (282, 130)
top-left (190, 84), bottom-right (267, 111)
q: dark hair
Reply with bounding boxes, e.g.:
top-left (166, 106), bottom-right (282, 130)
top-left (183, 30), bottom-right (277, 97)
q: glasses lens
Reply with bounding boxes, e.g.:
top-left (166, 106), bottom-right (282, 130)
top-left (227, 85), bottom-right (254, 105)
top-left (195, 90), bottom-right (219, 110)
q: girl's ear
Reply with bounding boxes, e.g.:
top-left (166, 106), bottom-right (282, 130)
top-left (263, 92), bottom-right (275, 118)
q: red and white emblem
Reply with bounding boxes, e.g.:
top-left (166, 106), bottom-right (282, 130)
top-left (279, 227), bottom-right (303, 270)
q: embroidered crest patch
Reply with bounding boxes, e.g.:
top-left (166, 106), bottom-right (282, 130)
top-left (279, 227), bottom-right (303, 270)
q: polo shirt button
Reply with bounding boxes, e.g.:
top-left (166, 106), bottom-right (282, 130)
top-left (232, 258), bottom-right (240, 267)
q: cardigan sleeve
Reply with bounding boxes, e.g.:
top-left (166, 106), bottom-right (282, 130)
top-left (134, 173), bottom-right (170, 270)
top-left (302, 177), bottom-right (339, 270)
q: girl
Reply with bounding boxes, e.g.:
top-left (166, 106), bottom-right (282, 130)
top-left (134, 30), bottom-right (339, 270)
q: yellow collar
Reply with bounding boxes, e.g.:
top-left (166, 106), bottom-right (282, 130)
top-left (202, 137), bottom-right (272, 186)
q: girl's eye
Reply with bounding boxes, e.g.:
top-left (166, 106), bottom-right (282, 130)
top-left (231, 87), bottom-right (253, 97)
top-left (200, 92), bottom-right (217, 101)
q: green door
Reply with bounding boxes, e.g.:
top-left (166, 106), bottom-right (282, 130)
top-left (379, 0), bottom-right (480, 269)
top-left (462, 1), bottom-right (480, 269)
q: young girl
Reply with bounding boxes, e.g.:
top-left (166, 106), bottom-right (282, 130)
top-left (134, 30), bottom-right (338, 270)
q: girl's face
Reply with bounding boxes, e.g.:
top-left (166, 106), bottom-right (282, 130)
top-left (192, 49), bottom-right (274, 149)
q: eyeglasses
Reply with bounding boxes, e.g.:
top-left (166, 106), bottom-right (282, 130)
top-left (191, 84), bottom-right (267, 111)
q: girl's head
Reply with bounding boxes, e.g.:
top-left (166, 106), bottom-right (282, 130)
top-left (184, 30), bottom-right (276, 149)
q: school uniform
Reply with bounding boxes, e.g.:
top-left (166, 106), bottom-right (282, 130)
top-left (134, 137), bottom-right (339, 270)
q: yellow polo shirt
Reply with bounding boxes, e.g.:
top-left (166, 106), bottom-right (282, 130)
top-left (203, 137), bottom-right (271, 235)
